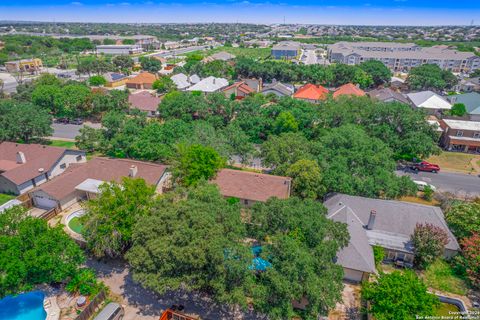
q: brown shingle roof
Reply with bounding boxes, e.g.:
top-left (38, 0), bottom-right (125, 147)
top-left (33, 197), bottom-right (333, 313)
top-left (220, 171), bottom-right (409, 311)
top-left (126, 72), bottom-right (157, 85)
top-left (293, 83), bottom-right (329, 101)
top-left (333, 83), bottom-right (366, 99)
top-left (211, 169), bottom-right (291, 202)
top-left (128, 91), bottom-right (162, 112)
top-left (0, 142), bottom-right (69, 185)
top-left (222, 81), bottom-right (255, 95)
top-left (35, 157), bottom-right (168, 200)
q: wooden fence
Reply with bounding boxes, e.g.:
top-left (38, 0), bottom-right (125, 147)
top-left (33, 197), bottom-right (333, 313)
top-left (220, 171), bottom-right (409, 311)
top-left (75, 290), bottom-right (107, 320)
top-left (39, 206), bottom-right (60, 220)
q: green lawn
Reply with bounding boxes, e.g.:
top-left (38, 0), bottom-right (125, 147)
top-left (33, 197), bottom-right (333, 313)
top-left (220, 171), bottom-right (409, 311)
top-left (187, 46), bottom-right (272, 60)
top-left (48, 140), bottom-right (77, 149)
top-left (0, 193), bottom-right (16, 206)
top-left (426, 151), bottom-right (479, 174)
top-left (422, 260), bottom-right (468, 296)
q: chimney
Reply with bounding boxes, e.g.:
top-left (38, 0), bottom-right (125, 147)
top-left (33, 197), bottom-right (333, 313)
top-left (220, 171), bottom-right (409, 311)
top-left (16, 151), bottom-right (26, 164)
top-left (129, 165), bottom-right (138, 178)
top-left (213, 78), bottom-right (216, 84)
top-left (366, 210), bottom-right (377, 230)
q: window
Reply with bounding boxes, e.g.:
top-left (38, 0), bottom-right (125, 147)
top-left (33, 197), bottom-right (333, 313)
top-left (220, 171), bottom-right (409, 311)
top-left (60, 163), bottom-right (67, 169)
top-left (474, 132), bottom-right (480, 138)
top-left (76, 155), bottom-right (83, 161)
top-left (456, 130), bottom-right (464, 137)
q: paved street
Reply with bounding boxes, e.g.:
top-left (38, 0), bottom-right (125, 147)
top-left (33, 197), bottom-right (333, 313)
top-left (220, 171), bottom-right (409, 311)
top-left (302, 49), bottom-right (319, 65)
top-left (396, 169), bottom-right (480, 198)
top-left (51, 122), bottom-right (102, 140)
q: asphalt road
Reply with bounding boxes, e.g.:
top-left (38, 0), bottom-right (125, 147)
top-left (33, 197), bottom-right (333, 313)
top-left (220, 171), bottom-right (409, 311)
top-left (51, 122), bottom-right (102, 140)
top-left (396, 169), bottom-right (480, 198)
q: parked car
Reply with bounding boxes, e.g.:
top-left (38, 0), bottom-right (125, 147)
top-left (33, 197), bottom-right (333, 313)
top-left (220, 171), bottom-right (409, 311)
top-left (70, 118), bottom-right (84, 125)
top-left (413, 180), bottom-right (437, 191)
top-left (54, 117), bottom-right (69, 124)
top-left (93, 302), bottom-right (124, 320)
top-left (410, 161), bottom-right (440, 173)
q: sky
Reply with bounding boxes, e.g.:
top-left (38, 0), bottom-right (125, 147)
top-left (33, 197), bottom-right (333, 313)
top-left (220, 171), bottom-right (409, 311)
top-left (1, 0), bottom-right (480, 25)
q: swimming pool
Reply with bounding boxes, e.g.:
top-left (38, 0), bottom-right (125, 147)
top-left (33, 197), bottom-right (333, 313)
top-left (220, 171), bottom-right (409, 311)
top-left (66, 209), bottom-right (86, 235)
top-left (0, 291), bottom-right (46, 320)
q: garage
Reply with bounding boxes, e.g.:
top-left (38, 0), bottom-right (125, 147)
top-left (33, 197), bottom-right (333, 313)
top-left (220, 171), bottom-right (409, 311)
top-left (31, 192), bottom-right (58, 210)
top-left (343, 268), bottom-right (366, 283)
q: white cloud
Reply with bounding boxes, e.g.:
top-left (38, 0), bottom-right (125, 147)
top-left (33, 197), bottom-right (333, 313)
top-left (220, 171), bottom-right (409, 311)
top-left (70, 1), bottom-right (83, 5)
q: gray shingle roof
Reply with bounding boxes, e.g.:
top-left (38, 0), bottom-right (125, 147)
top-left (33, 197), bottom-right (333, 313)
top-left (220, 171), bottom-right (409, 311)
top-left (328, 206), bottom-right (377, 273)
top-left (324, 194), bottom-right (460, 253)
top-left (368, 88), bottom-right (409, 104)
top-left (449, 92), bottom-right (480, 115)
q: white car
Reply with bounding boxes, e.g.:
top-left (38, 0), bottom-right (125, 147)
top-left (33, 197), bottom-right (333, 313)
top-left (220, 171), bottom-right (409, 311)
top-left (413, 180), bottom-right (437, 191)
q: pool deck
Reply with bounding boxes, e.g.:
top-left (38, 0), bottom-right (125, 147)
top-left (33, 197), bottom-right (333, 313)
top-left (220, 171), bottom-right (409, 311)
top-left (44, 295), bottom-right (60, 320)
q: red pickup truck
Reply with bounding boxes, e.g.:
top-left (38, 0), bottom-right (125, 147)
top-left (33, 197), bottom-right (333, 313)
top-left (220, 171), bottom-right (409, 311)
top-left (410, 161), bottom-right (440, 173)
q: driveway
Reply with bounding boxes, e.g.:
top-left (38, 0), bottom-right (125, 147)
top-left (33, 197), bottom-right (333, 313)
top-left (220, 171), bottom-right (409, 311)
top-left (87, 259), bottom-right (266, 320)
top-left (51, 122), bottom-right (102, 140)
top-left (396, 169), bottom-right (480, 198)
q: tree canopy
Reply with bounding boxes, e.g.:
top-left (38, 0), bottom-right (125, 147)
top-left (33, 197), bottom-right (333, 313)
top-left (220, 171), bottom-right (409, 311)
top-left (407, 64), bottom-right (457, 91)
top-left (0, 206), bottom-right (85, 297)
top-left (362, 271), bottom-right (439, 320)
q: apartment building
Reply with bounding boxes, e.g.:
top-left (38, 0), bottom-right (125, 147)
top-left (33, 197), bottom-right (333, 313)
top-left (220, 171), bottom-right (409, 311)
top-left (328, 42), bottom-right (480, 74)
top-left (271, 41), bottom-right (301, 60)
top-left (439, 119), bottom-right (480, 153)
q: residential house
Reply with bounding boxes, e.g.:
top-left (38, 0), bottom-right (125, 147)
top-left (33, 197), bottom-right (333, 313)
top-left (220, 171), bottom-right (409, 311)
top-left (126, 72), bottom-right (157, 90)
top-left (29, 157), bottom-right (168, 210)
top-left (241, 78), bottom-right (262, 92)
top-left (293, 83), bottom-right (329, 103)
top-left (368, 87), bottom-right (409, 104)
top-left (448, 92), bottom-right (480, 121)
top-left (211, 169), bottom-right (291, 206)
top-left (222, 81), bottom-right (255, 99)
top-left (171, 73), bottom-right (192, 90)
top-left (189, 74), bottom-right (201, 85)
top-left (407, 91), bottom-right (452, 114)
top-left (261, 81), bottom-right (294, 97)
top-left (454, 78), bottom-right (480, 93)
top-left (103, 72), bottom-right (128, 88)
top-left (439, 119), bottom-right (480, 153)
top-left (186, 76), bottom-right (228, 93)
top-left (271, 41), bottom-right (301, 60)
top-left (324, 194), bottom-right (460, 283)
top-left (333, 83), bottom-right (366, 99)
top-left (96, 45), bottom-right (143, 55)
top-left (0, 142), bottom-right (86, 195)
top-left (5, 58), bottom-right (43, 73)
top-left (128, 91), bottom-right (162, 117)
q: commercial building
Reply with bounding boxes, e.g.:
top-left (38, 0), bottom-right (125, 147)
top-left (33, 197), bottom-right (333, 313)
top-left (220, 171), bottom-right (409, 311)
top-left (271, 41), bottom-right (301, 60)
top-left (328, 42), bottom-right (480, 74)
top-left (96, 45), bottom-right (143, 55)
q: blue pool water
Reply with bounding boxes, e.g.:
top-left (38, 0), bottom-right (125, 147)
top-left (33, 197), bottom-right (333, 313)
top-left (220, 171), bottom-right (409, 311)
top-left (0, 291), bottom-right (46, 320)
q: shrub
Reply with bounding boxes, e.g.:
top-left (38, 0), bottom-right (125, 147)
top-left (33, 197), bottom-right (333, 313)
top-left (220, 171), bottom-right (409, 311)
top-left (411, 223), bottom-right (449, 269)
top-left (373, 246), bottom-right (385, 267)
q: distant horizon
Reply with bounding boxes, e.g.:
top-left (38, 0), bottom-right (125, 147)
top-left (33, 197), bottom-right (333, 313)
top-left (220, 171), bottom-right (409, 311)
top-left (1, 1), bottom-right (480, 26)
top-left (1, 20), bottom-right (480, 27)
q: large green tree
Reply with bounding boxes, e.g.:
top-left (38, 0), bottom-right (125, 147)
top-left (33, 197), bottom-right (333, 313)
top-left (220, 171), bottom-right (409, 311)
top-left (362, 271), bottom-right (439, 320)
top-left (248, 198), bottom-right (349, 319)
top-left (286, 159), bottom-right (325, 200)
top-left (0, 206), bottom-right (85, 297)
top-left (359, 60), bottom-right (392, 87)
top-left (0, 100), bottom-right (52, 143)
top-left (172, 144), bottom-right (225, 186)
top-left (445, 201), bottom-right (480, 239)
top-left (127, 183), bottom-right (253, 306)
top-left (81, 177), bottom-right (156, 258)
top-left (411, 223), bottom-right (449, 269)
top-left (407, 64), bottom-right (457, 91)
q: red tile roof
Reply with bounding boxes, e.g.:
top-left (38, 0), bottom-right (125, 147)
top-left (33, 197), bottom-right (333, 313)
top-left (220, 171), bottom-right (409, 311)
top-left (126, 72), bottom-right (157, 85)
top-left (0, 142), bottom-right (70, 185)
top-left (128, 91), bottom-right (162, 112)
top-left (34, 157), bottom-right (168, 200)
top-left (222, 81), bottom-right (255, 95)
top-left (211, 169), bottom-right (291, 202)
top-left (333, 83), bottom-right (366, 99)
top-left (293, 83), bottom-right (329, 101)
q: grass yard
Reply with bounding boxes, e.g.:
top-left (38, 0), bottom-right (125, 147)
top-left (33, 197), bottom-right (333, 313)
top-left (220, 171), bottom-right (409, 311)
top-left (48, 140), bottom-right (77, 149)
top-left (187, 46), bottom-right (272, 60)
top-left (426, 151), bottom-right (479, 174)
top-left (421, 260), bottom-right (468, 296)
top-left (0, 193), bottom-right (15, 206)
